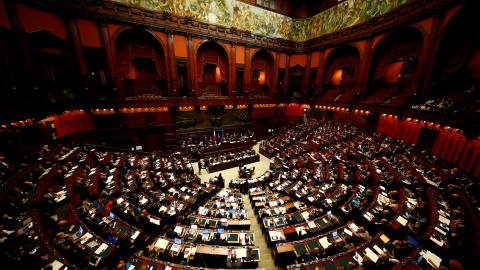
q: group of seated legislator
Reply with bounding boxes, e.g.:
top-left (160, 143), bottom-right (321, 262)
top-left (180, 131), bottom-right (256, 148)
top-left (1, 117), bottom-right (479, 270)
top-left (253, 119), bottom-right (477, 270)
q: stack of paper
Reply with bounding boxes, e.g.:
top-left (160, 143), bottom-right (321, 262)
top-left (349, 223), bottom-right (359, 232)
top-left (131, 230), bottom-right (140, 240)
top-left (149, 218), bottom-right (160, 225)
top-left (319, 237), bottom-right (330, 249)
top-left (422, 250), bottom-right (442, 268)
top-left (94, 243), bottom-right (109, 255)
top-left (52, 260), bottom-right (64, 270)
top-left (438, 215), bottom-right (450, 225)
top-left (364, 247), bottom-right (379, 262)
top-left (154, 238), bottom-right (169, 249)
top-left (80, 233), bottom-right (93, 244)
top-left (396, 216), bottom-right (408, 226)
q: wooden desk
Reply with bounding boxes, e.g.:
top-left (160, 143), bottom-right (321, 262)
top-left (277, 243), bottom-right (295, 253)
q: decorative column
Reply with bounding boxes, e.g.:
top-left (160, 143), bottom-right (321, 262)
top-left (314, 48), bottom-right (325, 97)
top-left (165, 29), bottom-right (178, 97)
top-left (283, 52), bottom-right (291, 96)
top-left (272, 50), bottom-right (280, 97)
top-left (4, 0), bottom-right (38, 90)
top-left (302, 51), bottom-right (312, 97)
top-left (186, 33), bottom-right (196, 97)
top-left (97, 18), bottom-right (117, 91)
top-left (243, 45), bottom-right (251, 98)
top-left (357, 35), bottom-right (373, 100)
top-left (65, 16), bottom-right (91, 90)
top-left (416, 11), bottom-right (446, 102)
top-left (230, 41), bottom-right (237, 97)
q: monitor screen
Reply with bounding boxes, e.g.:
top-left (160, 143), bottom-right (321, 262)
top-left (79, 227), bottom-right (83, 234)
top-left (110, 212), bottom-right (115, 219)
top-left (417, 255), bottom-right (423, 264)
top-left (174, 238), bottom-right (182, 245)
top-left (202, 230), bottom-right (209, 235)
top-left (217, 228), bottom-right (224, 234)
top-left (190, 225), bottom-right (198, 231)
top-left (327, 210), bottom-right (332, 215)
top-left (353, 199), bottom-right (360, 206)
top-left (332, 231), bottom-right (338, 237)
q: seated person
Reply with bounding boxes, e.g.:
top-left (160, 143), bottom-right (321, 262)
top-left (227, 253), bottom-right (242, 268)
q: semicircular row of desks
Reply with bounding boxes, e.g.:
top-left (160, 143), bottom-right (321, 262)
top-left (255, 121), bottom-right (462, 269)
top-left (247, 177), bottom-right (449, 270)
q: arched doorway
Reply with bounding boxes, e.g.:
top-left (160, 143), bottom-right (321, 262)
top-left (250, 50), bottom-right (274, 98)
top-left (366, 28), bottom-right (423, 103)
top-left (196, 42), bottom-right (229, 97)
top-left (114, 29), bottom-right (168, 98)
top-left (322, 45), bottom-right (360, 101)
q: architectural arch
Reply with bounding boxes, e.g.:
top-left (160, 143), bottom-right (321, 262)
top-left (195, 41), bottom-right (230, 97)
top-left (366, 27), bottom-right (424, 98)
top-left (250, 49), bottom-right (275, 97)
top-left (111, 27), bottom-right (169, 97)
top-left (322, 45), bottom-right (361, 97)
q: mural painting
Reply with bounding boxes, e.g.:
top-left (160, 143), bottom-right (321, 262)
top-left (115, 0), bottom-right (413, 41)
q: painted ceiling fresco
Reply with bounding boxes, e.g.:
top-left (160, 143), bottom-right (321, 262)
top-left (115, 0), bottom-right (412, 41)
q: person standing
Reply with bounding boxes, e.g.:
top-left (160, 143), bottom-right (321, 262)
top-left (198, 160), bottom-right (202, 175)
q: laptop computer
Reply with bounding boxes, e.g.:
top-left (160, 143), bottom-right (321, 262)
top-left (171, 238), bottom-right (182, 252)
top-left (72, 227), bottom-right (84, 240)
top-left (332, 231), bottom-right (342, 242)
top-left (104, 212), bottom-right (115, 223)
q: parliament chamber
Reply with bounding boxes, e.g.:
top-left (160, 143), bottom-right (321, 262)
top-left (0, 0), bottom-right (480, 270)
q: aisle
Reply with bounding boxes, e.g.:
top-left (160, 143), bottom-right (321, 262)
top-left (192, 142), bottom-right (279, 269)
top-left (241, 192), bottom-right (277, 270)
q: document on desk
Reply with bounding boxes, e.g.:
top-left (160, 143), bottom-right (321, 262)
top-left (95, 243), bottom-right (109, 255)
top-left (319, 236), bottom-right (331, 249)
top-left (236, 248), bottom-right (247, 258)
top-left (269, 230), bottom-right (282, 241)
top-left (430, 236), bottom-right (444, 246)
top-left (52, 260), bottom-right (64, 270)
top-left (174, 226), bottom-right (183, 235)
top-left (373, 245), bottom-right (385, 255)
top-left (438, 215), bottom-right (450, 225)
top-left (80, 233), bottom-right (93, 244)
top-left (154, 238), bottom-right (169, 249)
top-left (343, 228), bottom-right (353, 237)
top-left (396, 216), bottom-right (408, 226)
top-left (116, 197), bottom-right (124, 204)
top-left (269, 201), bottom-right (278, 207)
top-left (159, 206), bottom-right (168, 213)
top-left (301, 211), bottom-right (310, 220)
top-left (422, 250), bottom-right (442, 268)
top-left (131, 230), bottom-right (140, 240)
top-left (364, 247), bottom-right (379, 263)
top-left (435, 226), bottom-right (446, 235)
top-left (380, 234), bottom-right (390, 243)
top-left (348, 223), bottom-right (359, 232)
top-left (307, 220), bottom-right (317, 230)
top-left (149, 218), bottom-right (160, 225)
